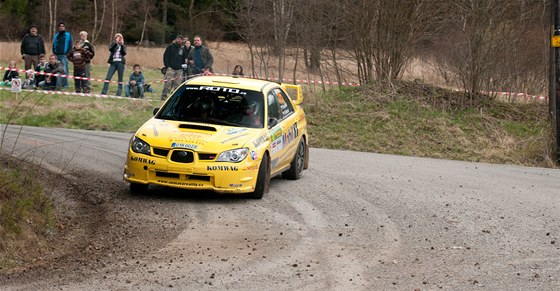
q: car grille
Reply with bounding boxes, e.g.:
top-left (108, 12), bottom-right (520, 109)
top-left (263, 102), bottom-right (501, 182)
top-left (153, 148), bottom-right (170, 157)
top-left (170, 150), bottom-right (194, 163)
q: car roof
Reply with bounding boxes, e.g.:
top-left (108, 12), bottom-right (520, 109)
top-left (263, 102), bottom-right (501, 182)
top-left (185, 75), bottom-right (279, 92)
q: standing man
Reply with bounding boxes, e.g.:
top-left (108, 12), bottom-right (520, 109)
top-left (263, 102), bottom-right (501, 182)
top-left (187, 35), bottom-right (213, 75)
top-left (52, 21), bottom-right (73, 89)
top-left (79, 31), bottom-right (95, 93)
top-left (161, 35), bottom-right (186, 100)
top-left (20, 25), bottom-right (46, 70)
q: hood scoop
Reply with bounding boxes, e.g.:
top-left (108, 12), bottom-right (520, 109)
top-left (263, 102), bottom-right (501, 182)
top-left (178, 123), bottom-right (217, 132)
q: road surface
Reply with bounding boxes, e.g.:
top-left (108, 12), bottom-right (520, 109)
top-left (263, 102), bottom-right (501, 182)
top-left (1, 125), bottom-right (559, 290)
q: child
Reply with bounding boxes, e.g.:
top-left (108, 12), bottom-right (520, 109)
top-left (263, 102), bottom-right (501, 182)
top-left (125, 64), bottom-right (145, 98)
top-left (35, 55), bottom-right (47, 85)
top-left (1, 61), bottom-right (20, 86)
top-left (66, 40), bottom-right (92, 93)
top-left (22, 70), bottom-right (36, 89)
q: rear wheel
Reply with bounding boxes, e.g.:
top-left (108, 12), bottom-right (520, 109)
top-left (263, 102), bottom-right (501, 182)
top-left (130, 182), bottom-right (148, 195)
top-left (282, 139), bottom-right (305, 180)
top-left (249, 154), bottom-right (269, 199)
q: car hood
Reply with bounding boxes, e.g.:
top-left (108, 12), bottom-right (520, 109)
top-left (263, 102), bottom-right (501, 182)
top-left (135, 119), bottom-right (262, 152)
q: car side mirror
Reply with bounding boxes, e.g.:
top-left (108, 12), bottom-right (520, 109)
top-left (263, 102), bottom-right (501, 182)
top-left (152, 107), bottom-right (160, 116)
top-left (268, 117), bottom-right (278, 129)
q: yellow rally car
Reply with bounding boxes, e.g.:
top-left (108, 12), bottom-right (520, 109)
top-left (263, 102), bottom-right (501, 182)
top-left (123, 76), bottom-right (309, 199)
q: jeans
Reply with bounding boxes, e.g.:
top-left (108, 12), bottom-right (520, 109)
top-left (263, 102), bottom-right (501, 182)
top-left (101, 61), bottom-right (125, 96)
top-left (56, 54), bottom-right (69, 88)
top-left (83, 63), bottom-right (91, 92)
top-left (125, 83), bottom-right (144, 98)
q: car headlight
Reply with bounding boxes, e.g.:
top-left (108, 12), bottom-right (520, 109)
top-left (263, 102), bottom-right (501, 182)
top-left (216, 148), bottom-right (248, 163)
top-left (131, 136), bottom-right (151, 155)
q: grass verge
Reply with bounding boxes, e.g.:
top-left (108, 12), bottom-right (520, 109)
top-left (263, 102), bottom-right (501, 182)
top-left (0, 156), bottom-right (55, 270)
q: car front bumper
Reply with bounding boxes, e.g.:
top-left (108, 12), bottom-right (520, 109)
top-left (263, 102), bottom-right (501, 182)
top-left (123, 150), bottom-right (259, 194)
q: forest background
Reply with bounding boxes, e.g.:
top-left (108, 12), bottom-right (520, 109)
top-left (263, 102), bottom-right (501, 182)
top-left (0, 0), bottom-right (552, 101)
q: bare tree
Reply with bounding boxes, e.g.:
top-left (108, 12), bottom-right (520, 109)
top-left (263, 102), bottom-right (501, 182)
top-left (433, 0), bottom-right (546, 103)
top-left (347, 0), bottom-right (443, 84)
top-left (94, 0), bottom-right (106, 42)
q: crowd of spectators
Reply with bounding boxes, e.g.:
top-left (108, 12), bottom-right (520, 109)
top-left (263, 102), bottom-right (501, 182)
top-left (3, 23), bottom-right (247, 99)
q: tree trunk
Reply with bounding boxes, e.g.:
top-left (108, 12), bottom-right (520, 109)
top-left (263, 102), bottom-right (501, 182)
top-left (139, 3), bottom-right (150, 48)
top-left (92, 0), bottom-right (98, 42)
top-left (161, 0), bottom-right (167, 44)
top-left (95, 0), bottom-right (105, 42)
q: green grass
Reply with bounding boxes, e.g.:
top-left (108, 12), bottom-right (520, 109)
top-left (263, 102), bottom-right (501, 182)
top-left (0, 158), bottom-right (55, 268)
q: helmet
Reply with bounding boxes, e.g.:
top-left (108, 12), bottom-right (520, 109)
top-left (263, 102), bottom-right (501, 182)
top-left (194, 96), bottom-right (214, 115)
top-left (241, 98), bottom-right (259, 117)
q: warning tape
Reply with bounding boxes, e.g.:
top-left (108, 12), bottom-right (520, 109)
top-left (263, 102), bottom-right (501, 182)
top-left (1, 67), bottom-right (546, 99)
top-left (482, 91), bottom-right (548, 102)
top-left (0, 85), bottom-right (159, 102)
top-left (1, 66), bottom-right (360, 87)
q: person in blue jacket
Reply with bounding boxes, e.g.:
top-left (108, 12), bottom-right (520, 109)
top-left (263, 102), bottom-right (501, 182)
top-left (52, 21), bottom-right (72, 89)
top-left (125, 64), bottom-right (145, 98)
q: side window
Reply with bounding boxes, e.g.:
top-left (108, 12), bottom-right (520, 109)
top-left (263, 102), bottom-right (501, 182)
top-left (267, 92), bottom-right (282, 121)
top-left (274, 89), bottom-right (294, 118)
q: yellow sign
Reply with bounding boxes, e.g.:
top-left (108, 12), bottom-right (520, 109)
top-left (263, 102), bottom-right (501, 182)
top-left (552, 35), bottom-right (560, 47)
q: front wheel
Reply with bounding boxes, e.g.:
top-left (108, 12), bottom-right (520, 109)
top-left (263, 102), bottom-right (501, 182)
top-left (282, 139), bottom-right (305, 180)
top-left (248, 154), bottom-right (269, 199)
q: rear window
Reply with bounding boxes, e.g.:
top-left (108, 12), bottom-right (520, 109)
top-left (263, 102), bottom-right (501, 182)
top-left (156, 85), bottom-right (265, 128)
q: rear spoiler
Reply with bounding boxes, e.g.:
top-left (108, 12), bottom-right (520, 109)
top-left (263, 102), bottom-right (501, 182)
top-left (281, 83), bottom-right (303, 105)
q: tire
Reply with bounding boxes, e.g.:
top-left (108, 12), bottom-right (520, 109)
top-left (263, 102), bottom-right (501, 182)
top-left (282, 139), bottom-right (305, 180)
top-left (249, 154), bottom-right (269, 199)
top-left (130, 182), bottom-right (148, 195)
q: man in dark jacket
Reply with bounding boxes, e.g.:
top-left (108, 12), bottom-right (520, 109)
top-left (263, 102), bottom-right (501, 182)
top-left (38, 54), bottom-right (65, 90)
top-left (187, 35), bottom-right (213, 75)
top-left (161, 35), bottom-right (186, 100)
top-left (52, 21), bottom-right (73, 89)
top-left (20, 25), bottom-right (46, 70)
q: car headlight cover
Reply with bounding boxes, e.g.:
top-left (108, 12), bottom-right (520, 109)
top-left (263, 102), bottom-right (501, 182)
top-left (131, 136), bottom-right (151, 155)
top-left (216, 148), bottom-right (249, 163)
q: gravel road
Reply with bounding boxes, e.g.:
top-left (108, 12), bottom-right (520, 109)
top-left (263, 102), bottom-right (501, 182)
top-left (1, 125), bottom-right (559, 290)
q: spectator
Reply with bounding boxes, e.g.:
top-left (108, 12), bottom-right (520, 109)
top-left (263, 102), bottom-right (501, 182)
top-left (187, 35), bottom-right (213, 75)
top-left (38, 54), bottom-right (64, 90)
top-left (52, 21), bottom-right (73, 89)
top-left (161, 35), bottom-right (186, 100)
top-left (183, 37), bottom-right (194, 79)
top-left (125, 64), bottom-right (145, 98)
top-left (79, 31), bottom-right (95, 93)
top-left (232, 65), bottom-right (244, 76)
top-left (101, 33), bottom-right (127, 96)
top-left (22, 70), bottom-right (37, 89)
top-left (20, 25), bottom-right (46, 71)
top-left (67, 40), bottom-right (92, 93)
top-left (0, 60), bottom-right (19, 86)
top-left (35, 55), bottom-right (48, 85)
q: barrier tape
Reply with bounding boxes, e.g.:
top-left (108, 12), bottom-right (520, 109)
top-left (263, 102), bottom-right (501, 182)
top-left (0, 85), bottom-right (159, 102)
top-left (1, 67), bottom-right (547, 100)
top-left (0, 66), bottom-right (360, 87)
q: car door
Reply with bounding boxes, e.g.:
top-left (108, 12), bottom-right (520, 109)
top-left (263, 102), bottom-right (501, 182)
top-left (267, 88), bottom-right (299, 173)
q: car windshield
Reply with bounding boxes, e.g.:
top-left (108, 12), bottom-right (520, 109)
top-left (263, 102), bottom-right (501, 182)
top-left (156, 85), bottom-right (265, 128)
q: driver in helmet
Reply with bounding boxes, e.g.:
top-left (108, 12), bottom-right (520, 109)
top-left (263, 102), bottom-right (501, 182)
top-left (240, 98), bottom-right (262, 127)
